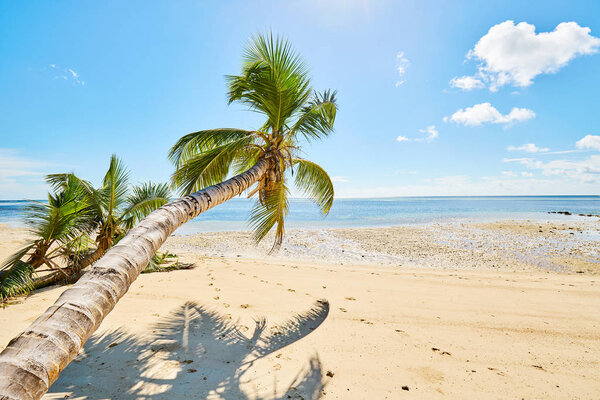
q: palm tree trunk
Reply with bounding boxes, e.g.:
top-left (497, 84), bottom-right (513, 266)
top-left (0, 159), bottom-right (269, 400)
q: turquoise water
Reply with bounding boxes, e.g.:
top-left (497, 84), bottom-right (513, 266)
top-left (1, 196), bottom-right (598, 234)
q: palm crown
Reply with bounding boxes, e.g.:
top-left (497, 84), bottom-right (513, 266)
top-left (170, 33), bottom-right (338, 250)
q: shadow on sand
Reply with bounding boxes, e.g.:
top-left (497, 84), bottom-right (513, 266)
top-left (45, 300), bottom-right (330, 400)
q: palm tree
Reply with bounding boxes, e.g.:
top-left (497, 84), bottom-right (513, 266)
top-left (170, 34), bottom-right (336, 249)
top-left (0, 33), bottom-right (337, 399)
top-left (0, 176), bottom-right (94, 301)
top-left (46, 155), bottom-right (172, 273)
top-left (0, 156), bottom-right (171, 296)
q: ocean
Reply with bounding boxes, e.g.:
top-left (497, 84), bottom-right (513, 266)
top-left (1, 196), bottom-right (598, 234)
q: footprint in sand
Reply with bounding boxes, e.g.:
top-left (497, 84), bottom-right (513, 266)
top-left (339, 308), bottom-right (347, 313)
top-left (345, 297), bottom-right (356, 301)
top-left (287, 289), bottom-right (296, 293)
top-left (215, 288), bottom-right (221, 292)
top-left (240, 304), bottom-right (249, 309)
top-left (223, 303), bottom-right (230, 308)
top-left (213, 296), bottom-right (220, 300)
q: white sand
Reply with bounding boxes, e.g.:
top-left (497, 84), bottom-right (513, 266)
top-left (1, 222), bottom-right (599, 399)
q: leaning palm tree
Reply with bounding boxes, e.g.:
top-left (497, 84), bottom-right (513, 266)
top-left (0, 33), bottom-right (337, 399)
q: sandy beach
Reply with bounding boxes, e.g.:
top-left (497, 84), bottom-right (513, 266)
top-left (1, 220), bottom-right (599, 399)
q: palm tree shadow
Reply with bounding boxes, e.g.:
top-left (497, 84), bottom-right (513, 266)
top-left (46, 299), bottom-right (329, 400)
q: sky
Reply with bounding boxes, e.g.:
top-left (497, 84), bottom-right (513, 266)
top-left (1, 0), bottom-right (600, 199)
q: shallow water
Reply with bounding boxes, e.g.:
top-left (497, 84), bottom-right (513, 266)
top-left (1, 196), bottom-right (598, 234)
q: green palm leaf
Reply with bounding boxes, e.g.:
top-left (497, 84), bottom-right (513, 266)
top-left (121, 182), bottom-right (171, 229)
top-left (0, 260), bottom-right (35, 301)
top-left (168, 128), bottom-right (253, 167)
top-left (248, 181), bottom-right (289, 251)
top-left (290, 89), bottom-right (337, 142)
top-left (292, 159), bottom-right (334, 214)
top-left (171, 136), bottom-right (255, 194)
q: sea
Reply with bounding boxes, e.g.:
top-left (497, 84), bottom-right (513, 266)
top-left (1, 196), bottom-right (599, 235)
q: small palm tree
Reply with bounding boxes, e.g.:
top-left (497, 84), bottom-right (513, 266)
top-left (170, 33), bottom-right (337, 250)
top-left (0, 156), bottom-right (171, 298)
top-left (38, 155), bottom-right (171, 282)
top-left (0, 176), bottom-right (94, 300)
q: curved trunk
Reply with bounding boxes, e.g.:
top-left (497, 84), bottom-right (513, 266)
top-left (0, 159), bottom-right (268, 400)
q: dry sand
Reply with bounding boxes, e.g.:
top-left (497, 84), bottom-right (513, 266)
top-left (1, 221), bottom-right (599, 399)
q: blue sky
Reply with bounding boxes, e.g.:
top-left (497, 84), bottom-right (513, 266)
top-left (1, 0), bottom-right (600, 199)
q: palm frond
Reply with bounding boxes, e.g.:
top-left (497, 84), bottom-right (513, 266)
top-left (248, 181), bottom-right (289, 251)
top-left (289, 89), bottom-right (337, 142)
top-left (24, 181), bottom-right (96, 244)
top-left (121, 182), bottom-right (171, 229)
top-left (101, 154), bottom-right (131, 216)
top-left (0, 242), bottom-right (35, 272)
top-left (168, 128), bottom-right (253, 167)
top-left (226, 32), bottom-right (312, 133)
top-left (46, 172), bottom-right (103, 223)
top-left (0, 260), bottom-right (35, 301)
top-left (292, 159), bottom-right (334, 214)
top-left (171, 136), bottom-right (254, 195)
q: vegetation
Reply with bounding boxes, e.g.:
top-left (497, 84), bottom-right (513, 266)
top-left (170, 32), bottom-right (337, 250)
top-left (0, 155), bottom-right (170, 302)
top-left (0, 33), bottom-right (337, 398)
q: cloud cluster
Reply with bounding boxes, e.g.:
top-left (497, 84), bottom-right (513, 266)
top-left (397, 126), bottom-right (439, 143)
top-left (576, 135), bottom-right (600, 151)
top-left (444, 102), bottom-right (535, 126)
top-left (451, 21), bottom-right (600, 91)
top-left (395, 51), bottom-right (410, 87)
top-left (504, 135), bottom-right (600, 183)
top-left (507, 143), bottom-right (549, 153)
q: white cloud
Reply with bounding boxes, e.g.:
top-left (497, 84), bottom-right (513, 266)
top-left (396, 126), bottom-right (439, 143)
top-left (521, 171), bottom-right (534, 177)
top-left (444, 102), bottom-right (535, 126)
top-left (449, 75), bottom-right (484, 90)
top-left (49, 64), bottom-right (85, 86)
top-left (576, 135), bottom-right (600, 151)
top-left (505, 154), bottom-right (600, 183)
top-left (416, 125), bottom-right (439, 142)
top-left (501, 171), bottom-right (517, 177)
top-left (335, 174), bottom-right (599, 197)
top-left (332, 176), bottom-right (349, 183)
top-left (507, 143), bottom-right (549, 153)
top-left (0, 149), bottom-right (51, 199)
top-left (395, 51), bottom-right (410, 87)
top-left (452, 21), bottom-right (600, 91)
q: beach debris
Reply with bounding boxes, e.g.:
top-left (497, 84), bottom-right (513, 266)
top-left (326, 370), bottom-right (335, 377)
top-left (431, 347), bottom-right (452, 356)
top-left (402, 386), bottom-right (410, 391)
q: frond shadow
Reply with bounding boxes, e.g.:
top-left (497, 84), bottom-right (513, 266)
top-left (46, 299), bottom-right (329, 400)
